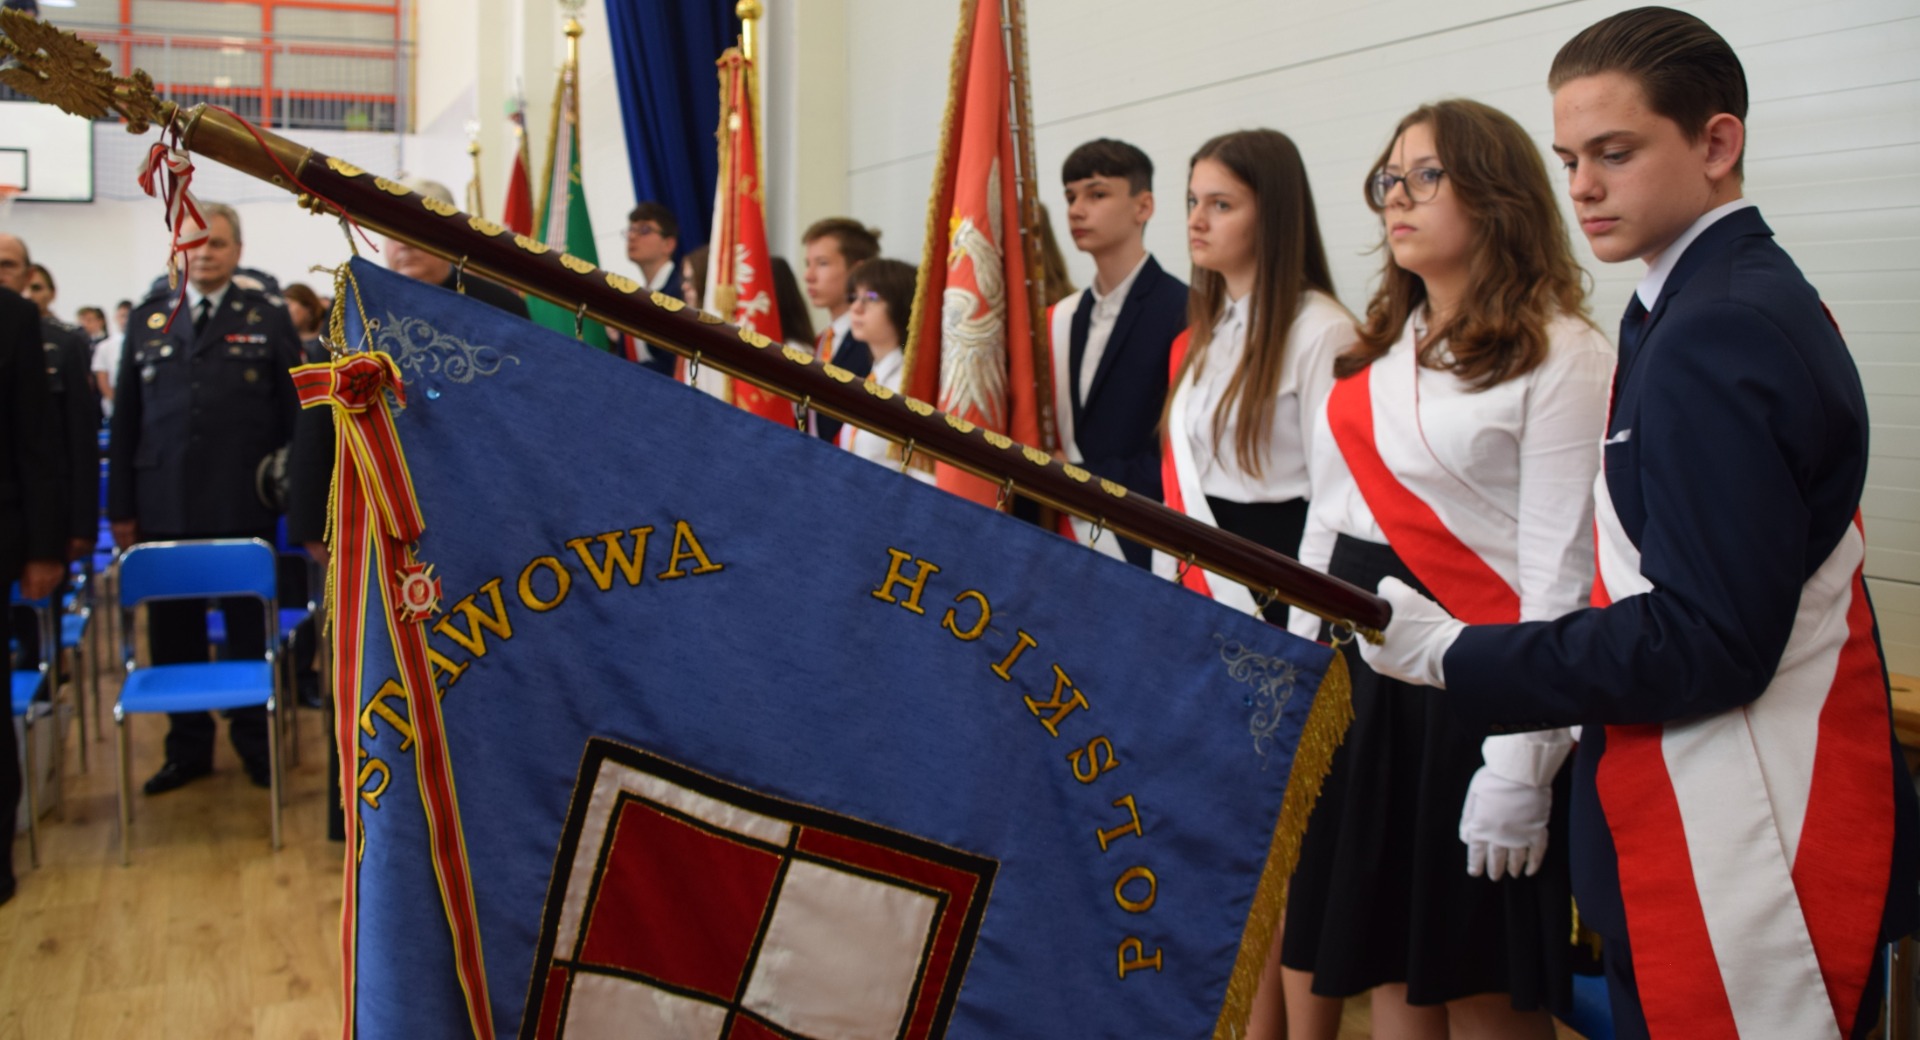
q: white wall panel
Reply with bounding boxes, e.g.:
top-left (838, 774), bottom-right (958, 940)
top-left (825, 0), bottom-right (1920, 671)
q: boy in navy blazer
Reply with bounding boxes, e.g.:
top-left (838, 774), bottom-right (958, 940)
top-left (1359, 9), bottom-right (1918, 1037)
top-left (801, 217), bottom-right (881, 443)
top-left (1049, 138), bottom-right (1187, 567)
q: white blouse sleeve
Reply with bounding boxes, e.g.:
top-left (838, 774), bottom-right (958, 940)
top-left (1288, 407), bottom-right (1344, 641)
top-left (1292, 301), bottom-right (1356, 467)
top-left (1283, 301), bottom-right (1357, 641)
top-left (1514, 322), bottom-right (1615, 622)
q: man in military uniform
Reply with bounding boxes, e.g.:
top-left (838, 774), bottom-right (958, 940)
top-left (109, 202), bottom-right (302, 794)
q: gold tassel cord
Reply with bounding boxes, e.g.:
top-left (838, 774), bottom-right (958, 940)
top-left (1212, 647), bottom-right (1355, 1040)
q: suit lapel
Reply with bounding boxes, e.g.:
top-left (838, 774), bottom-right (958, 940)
top-left (1619, 208), bottom-right (1772, 394)
top-left (1082, 255), bottom-right (1161, 412)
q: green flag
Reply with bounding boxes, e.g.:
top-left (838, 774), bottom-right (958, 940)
top-left (527, 39), bottom-right (612, 352)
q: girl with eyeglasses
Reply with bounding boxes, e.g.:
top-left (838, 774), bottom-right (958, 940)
top-left (1154, 129), bottom-right (1358, 614)
top-left (838, 258), bottom-right (934, 483)
top-left (1276, 99), bottom-right (1612, 1040)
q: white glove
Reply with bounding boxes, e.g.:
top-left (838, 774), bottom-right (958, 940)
top-left (1459, 730), bottom-right (1574, 880)
top-left (1356, 577), bottom-right (1464, 688)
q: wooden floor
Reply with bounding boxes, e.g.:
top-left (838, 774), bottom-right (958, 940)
top-left (0, 679), bottom-right (343, 1040)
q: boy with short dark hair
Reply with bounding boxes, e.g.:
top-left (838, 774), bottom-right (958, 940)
top-left (1361, 9), bottom-right (1918, 1036)
top-left (1049, 138), bottom-right (1186, 567)
top-left (620, 202), bottom-right (681, 374)
top-left (801, 217), bottom-right (882, 441)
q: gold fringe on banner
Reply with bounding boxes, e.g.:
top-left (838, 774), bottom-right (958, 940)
top-left (1212, 646), bottom-right (1356, 1040)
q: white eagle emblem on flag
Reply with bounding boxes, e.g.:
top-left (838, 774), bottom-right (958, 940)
top-left (939, 157), bottom-right (1008, 430)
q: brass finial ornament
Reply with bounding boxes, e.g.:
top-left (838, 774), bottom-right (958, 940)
top-left (0, 9), bottom-right (172, 132)
top-left (735, 0), bottom-right (763, 63)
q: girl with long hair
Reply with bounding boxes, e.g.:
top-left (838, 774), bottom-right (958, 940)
top-left (1279, 99), bottom-right (1612, 1039)
top-left (1153, 129), bottom-right (1358, 618)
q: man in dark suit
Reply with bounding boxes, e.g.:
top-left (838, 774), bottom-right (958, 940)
top-left (1049, 139), bottom-right (1187, 567)
top-left (110, 202), bottom-right (304, 794)
top-left (1359, 10), bottom-right (1917, 1037)
top-left (0, 281), bottom-right (71, 904)
top-left (801, 218), bottom-right (880, 443)
top-left (0, 238), bottom-right (94, 570)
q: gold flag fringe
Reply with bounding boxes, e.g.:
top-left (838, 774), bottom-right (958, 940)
top-left (1212, 647), bottom-right (1356, 1039)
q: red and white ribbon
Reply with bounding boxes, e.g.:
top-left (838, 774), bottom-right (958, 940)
top-left (138, 140), bottom-right (209, 262)
top-left (137, 135), bottom-right (209, 331)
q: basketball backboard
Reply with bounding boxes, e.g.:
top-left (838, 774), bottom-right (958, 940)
top-left (0, 101), bottom-right (93, 203)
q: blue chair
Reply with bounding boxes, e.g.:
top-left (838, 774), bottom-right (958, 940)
top-left (9, 587), bottom-right (59, 869)
top-left (115, 538), bottom-right (283, 865)
top-left (56, 569), bottom-right (95, 773)
top-left (276, 552), bottom-right (320, 766)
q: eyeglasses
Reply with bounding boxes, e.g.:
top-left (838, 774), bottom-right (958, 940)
top-left (625, 224), bottom-right (663, 238)
top-left (849, 289), bottom-right (883, 305)
top-left (1368, 167), bottom-right (1446, 207)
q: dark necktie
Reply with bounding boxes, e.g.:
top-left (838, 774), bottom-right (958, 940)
top-left (1610, 294), bottom-right (1650, 420)
top-left (1618, 294), bottom-right (1649, 367)
top-left (1068, 290), bottom-right (1095, 419)
top-left (193, 297), bottom-right (212, 335)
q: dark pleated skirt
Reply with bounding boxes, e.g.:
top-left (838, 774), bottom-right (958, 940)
top-left (1206, 496), bottom-right (1308, 624)
top-left (1279, 534), bottom-right (1573, 1012)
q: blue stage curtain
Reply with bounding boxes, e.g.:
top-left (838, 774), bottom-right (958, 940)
top-left (604, 0), bottom-right (740, 259)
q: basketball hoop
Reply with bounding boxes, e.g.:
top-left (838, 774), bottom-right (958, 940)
top-left (0, 186), bottom-right (20, 220)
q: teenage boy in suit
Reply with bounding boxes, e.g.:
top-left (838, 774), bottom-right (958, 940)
top-left (1360, 9), bottom-right (1918, 1037)
top-left (800, 218), bottom-right (881, 442)
top-left (1048, 138), bottom-right (1187, 567)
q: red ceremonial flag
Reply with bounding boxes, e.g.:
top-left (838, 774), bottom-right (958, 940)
top-left (501, 101), bottom-right (534, 237)
top-left (902, 0), bottom-right (1053, 507)
top-left (700, 47), bottom-right (789, 425)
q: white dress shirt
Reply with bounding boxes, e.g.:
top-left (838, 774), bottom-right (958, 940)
top-left (838, 350), bottom-right (936, 484)
top-left (826, 311), bottom-right (854, 360)
top-left (624, 263), bottom-right (678, 366)
top-left (1077, 253), bottom-right (1149, 402)
top-left (92, 333), bottom-right (122, 377)
top-left (1289, 311), bottom-right (1614, 638)
top-left (1178, 289), bottom-right (1357, 502)
top-left (185, 282), bottom-right (231, 328)
top-left (643, 261), bottom-right (676, 294)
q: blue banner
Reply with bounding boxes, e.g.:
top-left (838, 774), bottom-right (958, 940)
top-left (335, 258), bottom-right (1342, 1039)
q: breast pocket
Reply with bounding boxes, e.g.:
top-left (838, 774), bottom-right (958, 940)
top-left (1601, 426), bottom-right (1633, 471)
top-left (220, 341), bottom-right (275, 395)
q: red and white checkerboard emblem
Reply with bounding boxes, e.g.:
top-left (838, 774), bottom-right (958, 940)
top-left (522, 741), bottom-right (997, 1040)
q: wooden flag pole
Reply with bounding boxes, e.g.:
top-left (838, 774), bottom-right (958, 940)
top-left (1002, 0), bottom-right (1056, 454)
top-left (0, 11), bottom-right (1389, 634)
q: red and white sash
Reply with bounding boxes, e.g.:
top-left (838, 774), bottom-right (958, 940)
top-left (1591, 472), bottom-right (1892, 1039)
top-left (1148, 330), bottom-right (1262, 614)
top-left (1321, 353), bottom-right (1521, 625)
top-left (1048, 296), bottom-right (1125, 562)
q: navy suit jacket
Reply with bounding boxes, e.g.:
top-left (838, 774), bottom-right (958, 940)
top-left (1067, 254), bottom-right (1186, 503)
top-left (1442, 207), bottom-right (1918, 943)
top-left (814, 332), bottom-right (871, 444)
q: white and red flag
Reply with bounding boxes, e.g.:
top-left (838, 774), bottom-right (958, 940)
top-left (901, 0), bottom-right (1053, 507)
top-left (692, 46), bottom-right (789, 425)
